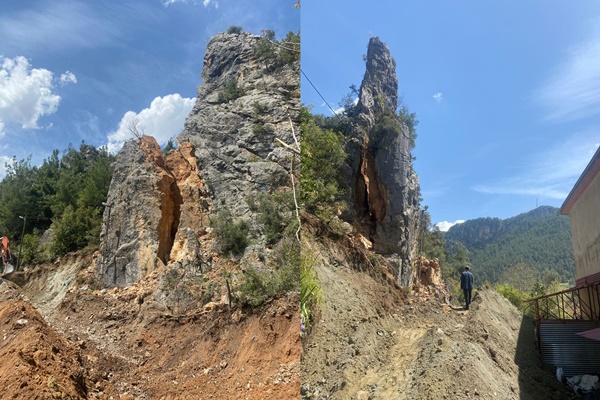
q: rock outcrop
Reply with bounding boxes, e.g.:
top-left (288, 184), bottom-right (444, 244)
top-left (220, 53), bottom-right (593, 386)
top-left (179, 31), bottom-right (300, 220)
top-left (96, 30), bottom-right (299, 287)
top-left (344, 37), bottom-right (421, 287)
top-left (96, 136), bottom-right (208, 287)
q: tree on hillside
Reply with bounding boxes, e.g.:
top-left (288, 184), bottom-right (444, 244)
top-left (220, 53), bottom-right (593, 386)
top-left (499, 262), bottom-right (538, 293)
top-left (444, 242), bottom-right (470, 280)
top-left (0, 157), bottom-right (46, 238)
top-left (0, 142), bottom-right (115, 263)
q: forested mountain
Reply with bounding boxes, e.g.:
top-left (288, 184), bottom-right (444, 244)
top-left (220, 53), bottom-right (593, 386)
top-left (444, 206), bottom-right (574, 284)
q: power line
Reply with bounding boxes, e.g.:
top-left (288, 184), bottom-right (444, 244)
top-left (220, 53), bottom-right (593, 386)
top-left (300, 69), bottom-right (343, 123)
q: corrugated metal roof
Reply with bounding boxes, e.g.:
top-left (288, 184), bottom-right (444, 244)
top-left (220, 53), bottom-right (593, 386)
top-left (540, 321), bottom-right (600, 377)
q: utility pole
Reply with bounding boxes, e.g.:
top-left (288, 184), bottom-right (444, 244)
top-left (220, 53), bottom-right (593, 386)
top-left (17, 215), bottom-right (26, 271)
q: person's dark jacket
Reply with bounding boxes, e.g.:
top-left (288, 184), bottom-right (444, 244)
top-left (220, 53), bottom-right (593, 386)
top-left (461, 270), bottom-right (474, 290)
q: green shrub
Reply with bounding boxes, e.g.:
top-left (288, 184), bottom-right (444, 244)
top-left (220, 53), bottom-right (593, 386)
top-left (250, 191), bottom-right (294, 245)
top-left (218, 80), bottom-right (245, 103)
top-left (300, 246), bottom-right (320, 332)
top-left (226, 25), bottom-right (243, 34)
top-left (253, 30), bottom-right (299, 67)
top-left (277, 31), bottom-right (300, 65)
top-left (51, 205), bottom-right (100, 256)
top-left (210, 210), bottom-right (249, 257)
top-left (238, 238), bottom-right (300, 307)
top-left (163, 138), bottom-right (176, 154)
top-left (238, 268), bottom-right (271, 306)
top-left (254, 37), bottom-right (277, 62)
top-left (300, 119), bottom-right (346, 215)
top-left (253, 101), bottom-right (268, 119)
top-left (20, 233), bottom-right (41, 266)
top-left (252, 122), bottom-right (272, 136)
top-left (495, 283), bottom-right (527, 310)
top-left (202, 281), bottom-right (220, 305)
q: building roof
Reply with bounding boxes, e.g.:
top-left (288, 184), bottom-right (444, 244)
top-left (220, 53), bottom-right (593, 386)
top-left (560, 145), bottom-right (600, 215)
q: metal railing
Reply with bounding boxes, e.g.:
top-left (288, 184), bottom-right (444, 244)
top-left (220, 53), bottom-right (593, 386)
top-left (525, 282), bottom-right (600, 321)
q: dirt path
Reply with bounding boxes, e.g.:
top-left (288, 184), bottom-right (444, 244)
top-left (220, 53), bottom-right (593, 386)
top-left (301, 251), bottom-right (576, 400)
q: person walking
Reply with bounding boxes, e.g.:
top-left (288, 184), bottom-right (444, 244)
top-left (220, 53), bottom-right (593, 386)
top-left (461, 266), bottom-right (474, 310)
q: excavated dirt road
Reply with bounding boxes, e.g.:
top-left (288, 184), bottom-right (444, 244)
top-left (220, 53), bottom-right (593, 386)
top-left (301, 246), bottom-right (577, 400)
top-left (0, 253), bottom-right (300, 399)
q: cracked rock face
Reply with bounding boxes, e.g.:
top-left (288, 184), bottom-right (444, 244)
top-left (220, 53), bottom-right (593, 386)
top-left (96, 136), bottom-right (208, 287)
top-left (96, 31), bottom-right (299, 287)
top-left (179, 31), bottom-right (300, 220)
top-left (344, 37), bottom-right (421, 287)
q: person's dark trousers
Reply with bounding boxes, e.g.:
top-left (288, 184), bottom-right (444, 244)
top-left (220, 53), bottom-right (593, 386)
top-left (463, 289), bottom-right (472, 309)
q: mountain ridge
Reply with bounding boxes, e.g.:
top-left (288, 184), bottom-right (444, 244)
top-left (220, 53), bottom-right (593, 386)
top-left (444, 205), bottom-right (574, 284)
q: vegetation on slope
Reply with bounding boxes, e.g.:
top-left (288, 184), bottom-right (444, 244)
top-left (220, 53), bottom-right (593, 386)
top-left (444, 206), bottom-right (574, 285)
top-left (0, 143), bottom-right (114, 265)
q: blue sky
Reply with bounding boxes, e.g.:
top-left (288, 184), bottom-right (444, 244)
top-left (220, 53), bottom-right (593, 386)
top-left (0, 0), bottom-right (299, 173)
top-left (301, 1), bottom-right (600, 229)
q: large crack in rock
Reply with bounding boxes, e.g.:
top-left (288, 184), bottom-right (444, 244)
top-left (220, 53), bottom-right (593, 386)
top-left (96, 136), bottom-right (206, 287)
top-left (139, 136), bottom-right (182, 266)
top-left (356, 138), bottom-right (388, 242)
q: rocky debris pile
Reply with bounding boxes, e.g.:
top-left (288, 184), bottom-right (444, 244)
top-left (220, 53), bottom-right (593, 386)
top-left (341, 37), bottom-right (421, 288)
top-left (413, 256), bottom-right (449, 302)
top-left (415, 256), bottom-right (442, 286)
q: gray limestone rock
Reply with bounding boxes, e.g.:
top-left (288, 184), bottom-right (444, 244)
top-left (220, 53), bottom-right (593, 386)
top-left (344, 37), bottom-right (422, 287)
top-left (179, 31), bottom-right (300, 229)
top-left (95, 30), bottom-right (299, 287)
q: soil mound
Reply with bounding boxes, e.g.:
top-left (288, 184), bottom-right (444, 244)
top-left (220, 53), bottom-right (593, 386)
top-left (301, 236), bottom-right (576, 399)
top-left (0, 254), bottom-right (299, 399)
top-left (0, 282), bottom-right (88, 399)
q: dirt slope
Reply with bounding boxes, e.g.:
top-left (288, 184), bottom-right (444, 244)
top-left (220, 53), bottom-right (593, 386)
top-left (1, 253), bottom-right (300, 399)
top-left (301, 241), bottom-right (576, 400)
top-left (0, 281), bottom-right (88, 399)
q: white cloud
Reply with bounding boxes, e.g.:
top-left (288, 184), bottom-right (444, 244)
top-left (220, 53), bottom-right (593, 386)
top-left (332, 97), bottom-right (358, 116)
top-left (59, 71), bottom-right (77, 86)
top-left (163, 0), bottom-right (218, 7)
top-left (107, 94), bottom-right (195, 153)
top-left (0, 56), bottom-right (61, 132)
top-left (433, 92), bottom-right (443, 103)
top-left (472, 132), bottom-right (599, 200)
top-left (435, 220), bottom-right (464, 232)
top-left (536, 22), bottom-right (600, 121)
top-left (0, 155), bottom-right (14, 179)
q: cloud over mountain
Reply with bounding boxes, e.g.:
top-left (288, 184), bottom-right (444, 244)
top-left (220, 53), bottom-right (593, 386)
top-left (107, 94), bottom-right (195, 153)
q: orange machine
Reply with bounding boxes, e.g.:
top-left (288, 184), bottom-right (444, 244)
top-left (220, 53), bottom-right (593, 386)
top-left (0, 236), bottom-right (11, 265)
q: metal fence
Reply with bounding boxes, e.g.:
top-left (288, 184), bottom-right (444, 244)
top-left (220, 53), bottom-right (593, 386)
top-left (525, 282), bottom-right (600, 321)
top-left (525, 282), bottom-right (600, 375)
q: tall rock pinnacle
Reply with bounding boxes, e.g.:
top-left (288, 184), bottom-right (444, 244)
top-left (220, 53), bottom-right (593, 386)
top-left (356, 36), bottom-right (399, 128)
top-left (345, 37), bottom-right (421, 287)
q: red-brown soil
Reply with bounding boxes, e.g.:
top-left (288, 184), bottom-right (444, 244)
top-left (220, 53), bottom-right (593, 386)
top-left (0, 253), bottom-right (300, 399)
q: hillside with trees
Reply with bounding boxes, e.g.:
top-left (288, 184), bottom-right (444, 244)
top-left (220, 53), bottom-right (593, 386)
top-left (0, 142), bottom-right (114, 266)
top-left (444, 206), bottom-right (574, 285)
